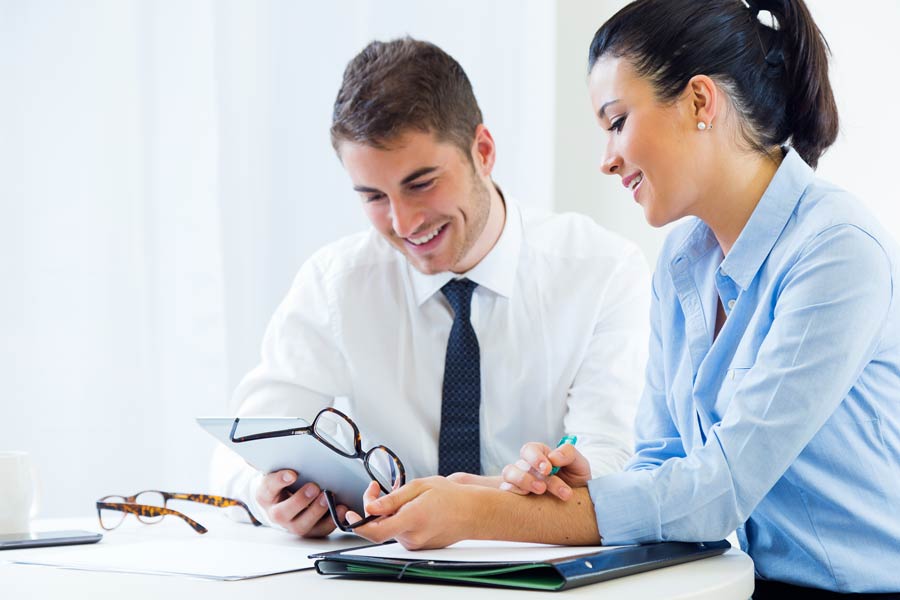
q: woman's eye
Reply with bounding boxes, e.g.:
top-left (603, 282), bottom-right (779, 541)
top-left (366, 193), bottom-right (385, 202)
top-left (607, 116), bottom-right (626, 133)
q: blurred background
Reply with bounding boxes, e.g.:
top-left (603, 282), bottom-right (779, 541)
top-left (2, 0), bottom-right (898, 518)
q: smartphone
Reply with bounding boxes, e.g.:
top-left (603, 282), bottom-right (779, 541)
top-left (0, 530), bottom-right (102, 550)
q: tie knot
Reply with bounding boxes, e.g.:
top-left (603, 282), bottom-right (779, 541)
top-left (442, 278), bottom-right (477, 317)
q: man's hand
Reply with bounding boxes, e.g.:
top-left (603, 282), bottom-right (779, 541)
top-left (345, 477), bottom-right (482, 550)
top-left (500, 442), bottom-right (592, 500)
top-left (256, 469), bottom-right (346, 537)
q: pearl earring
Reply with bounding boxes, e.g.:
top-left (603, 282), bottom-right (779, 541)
top-left (697, 122), bottom-right (708, 131)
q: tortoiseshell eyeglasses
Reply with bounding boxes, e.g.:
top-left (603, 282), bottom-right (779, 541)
top-left (96, 491), bottom-right (262, 534)
top-left (229, 407), bottom-right (406, 532)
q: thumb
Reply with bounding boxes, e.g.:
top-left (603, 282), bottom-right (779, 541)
top-left (548, 444), bottom-right (591, 480)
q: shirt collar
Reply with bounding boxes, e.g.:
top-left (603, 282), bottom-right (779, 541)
top-left (719, 148), bottom-right (813, 290)
top-left (407, 192), bottom-right (522, 306)
top-left (669, 148), bottom-right (814, 289)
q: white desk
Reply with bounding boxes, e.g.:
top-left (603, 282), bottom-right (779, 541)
top-left (1, 517), bottom-right (754, 599)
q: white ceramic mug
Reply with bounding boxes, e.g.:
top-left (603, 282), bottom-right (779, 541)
top-left (0, 451), bottom-right (37, 534)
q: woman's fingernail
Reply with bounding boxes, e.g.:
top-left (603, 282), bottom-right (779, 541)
top-left (559, 486), bottom-right (572, 500)
top-left (539, 462), bottom-right (549, 474)
top-left (319, 495), bottom-right (328, 507)
top-left (305, 485), bottom-right (319, 499)
top-left (499, 482), bottom-right (512, 492)
top-left (282, 472), bottom-right (295, 483)
top-left (531, 480), bottom-right (544, 493)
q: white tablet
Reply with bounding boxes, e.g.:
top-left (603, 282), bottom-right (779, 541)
top-left (197, 416), bottom-right (375, 516)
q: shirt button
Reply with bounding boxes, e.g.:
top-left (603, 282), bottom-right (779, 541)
top-left (727, 299), bottom-right (736, 310)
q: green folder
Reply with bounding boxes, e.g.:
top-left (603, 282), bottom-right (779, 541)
top-left (312, 539), bottom-right (731, 591)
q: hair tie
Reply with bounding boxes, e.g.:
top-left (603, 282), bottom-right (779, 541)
top-left (742, 0), bottom-right (785, 70)
top-left (765, 46), bottom-right (784, 67)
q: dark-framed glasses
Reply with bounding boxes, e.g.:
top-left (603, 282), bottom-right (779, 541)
top-left (229, 407), bottom-right (406, 531)
top-left (96, 491), bottom-right (262, 534)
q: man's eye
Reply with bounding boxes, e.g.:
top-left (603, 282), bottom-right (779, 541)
top-left (410, 179), bottom-right (435, 191)
top-left (607, 116), bottom-right (626, 133)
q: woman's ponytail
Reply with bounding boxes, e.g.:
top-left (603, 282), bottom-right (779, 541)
top-left (754, 0), bottom-right (838, 167)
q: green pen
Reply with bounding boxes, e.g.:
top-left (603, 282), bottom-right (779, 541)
top-left (549, 435), bottom-right (578, 475)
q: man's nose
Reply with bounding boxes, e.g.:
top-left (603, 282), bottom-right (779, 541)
top-left (390, 197), bottom-right (425, 238)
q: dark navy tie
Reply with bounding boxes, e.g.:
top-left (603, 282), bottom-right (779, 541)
top-left (438, 278), bottom-right (482, 476)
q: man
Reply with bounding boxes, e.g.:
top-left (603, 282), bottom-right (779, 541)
top-left (211, 37), bottom-right (649, 538)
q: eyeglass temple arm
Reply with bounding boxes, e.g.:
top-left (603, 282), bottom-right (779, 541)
top-left (95, 502), bottom-right (208, 534)
top-left (229, 417), bottom-right (307, 445)
top-left (322, 490), bottom-right (381, 532)
top-left (163, 493), bottom-right (263, 526)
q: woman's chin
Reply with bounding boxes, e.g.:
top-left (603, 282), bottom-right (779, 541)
top-left (642, 205), bottom-right (667, 228)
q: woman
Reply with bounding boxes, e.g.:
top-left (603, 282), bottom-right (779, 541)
top-left (349, 1), bottom-right (900, 595)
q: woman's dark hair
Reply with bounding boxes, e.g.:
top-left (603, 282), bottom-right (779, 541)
top-left (588, 0), bottom-right (837, 168)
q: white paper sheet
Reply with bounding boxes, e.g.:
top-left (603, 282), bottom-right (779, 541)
top-left (4, 513), bottom-right (362, 580)
top-left (343, 539), bottom-right (618, 563)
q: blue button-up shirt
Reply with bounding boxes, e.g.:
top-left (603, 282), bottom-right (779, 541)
top-left (589, 149), bottom-right (900, 592)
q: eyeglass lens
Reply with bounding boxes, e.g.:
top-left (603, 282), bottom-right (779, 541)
top-left (98, 496), bottom-right (127, 530)
top-left (312, 410), bottom-right (358, 457)
top-left (134, 491), bottom-right (166, 524)
top-left (366, 447), bottom-right (403, 491)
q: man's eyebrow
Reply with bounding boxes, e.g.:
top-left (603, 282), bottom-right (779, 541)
top-left (401, 166), bottom-right (439, 185)
top-left (597, 99), bottom-right (621, 121)
top-left (352, 166), bottom-right (440, 193)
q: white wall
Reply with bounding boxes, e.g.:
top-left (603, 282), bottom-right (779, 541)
top-left (811, 1), bottom-right (900, 231)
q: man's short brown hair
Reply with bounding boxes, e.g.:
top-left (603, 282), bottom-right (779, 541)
top-left (330, 37), bottom-right (483, 159)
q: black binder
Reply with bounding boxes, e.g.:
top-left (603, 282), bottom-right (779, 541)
top-left (312, 539), bottom-right (731, 591)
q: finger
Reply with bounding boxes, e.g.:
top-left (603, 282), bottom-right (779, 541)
top-left (547, 444), bottom-right (592, 479)
top-left (520, 443), bottom-right (554, 475)
top-left (498, 481), bottom-right (531, 495)
top-left (347, 511), bottom-right (398, 544)
top-left (502, 461), bottom-right (547, 495)
top-left (365, 478), bottom-right (430, 516)
top-left (285, 491), bottom-right (331, 536)
top-left (303, 505), bottom-right (344, 538)
top-left (350, 507), bottom-right (418, 544)
top-left (362, 480), bottom-right (381, 516)
top-left (544, 475), bottom-right (574, 501)
top-left (268, 482), bottom-right (319, 525)
top-left (257, 470), bottom-right (297, 507)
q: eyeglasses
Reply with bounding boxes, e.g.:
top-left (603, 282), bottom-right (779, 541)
top-left (96, 491), bottom-right (262, 534)
top-left (229, 407), bottom-right (406, 532)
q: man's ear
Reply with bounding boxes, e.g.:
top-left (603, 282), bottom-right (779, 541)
top-left (470, 124), bottom-right (496, 176)
top-left (687, 74), bottom-right (719, 129)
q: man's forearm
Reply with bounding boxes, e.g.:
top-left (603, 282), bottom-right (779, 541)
top-left (469, 486), bottom-right (602, 545)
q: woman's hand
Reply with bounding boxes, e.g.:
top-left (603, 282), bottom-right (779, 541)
top-left (499, 442), bottom-right (592, 500)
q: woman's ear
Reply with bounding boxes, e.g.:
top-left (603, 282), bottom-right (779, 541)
top-left (687, 75), bottom-right (719, 130)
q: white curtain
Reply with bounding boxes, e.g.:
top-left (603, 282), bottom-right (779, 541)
top-left (0, 0), bottom-right (556, 518)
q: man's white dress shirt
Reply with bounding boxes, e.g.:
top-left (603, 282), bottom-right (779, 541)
top-left (212, 198), bottom-right (650, 523)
